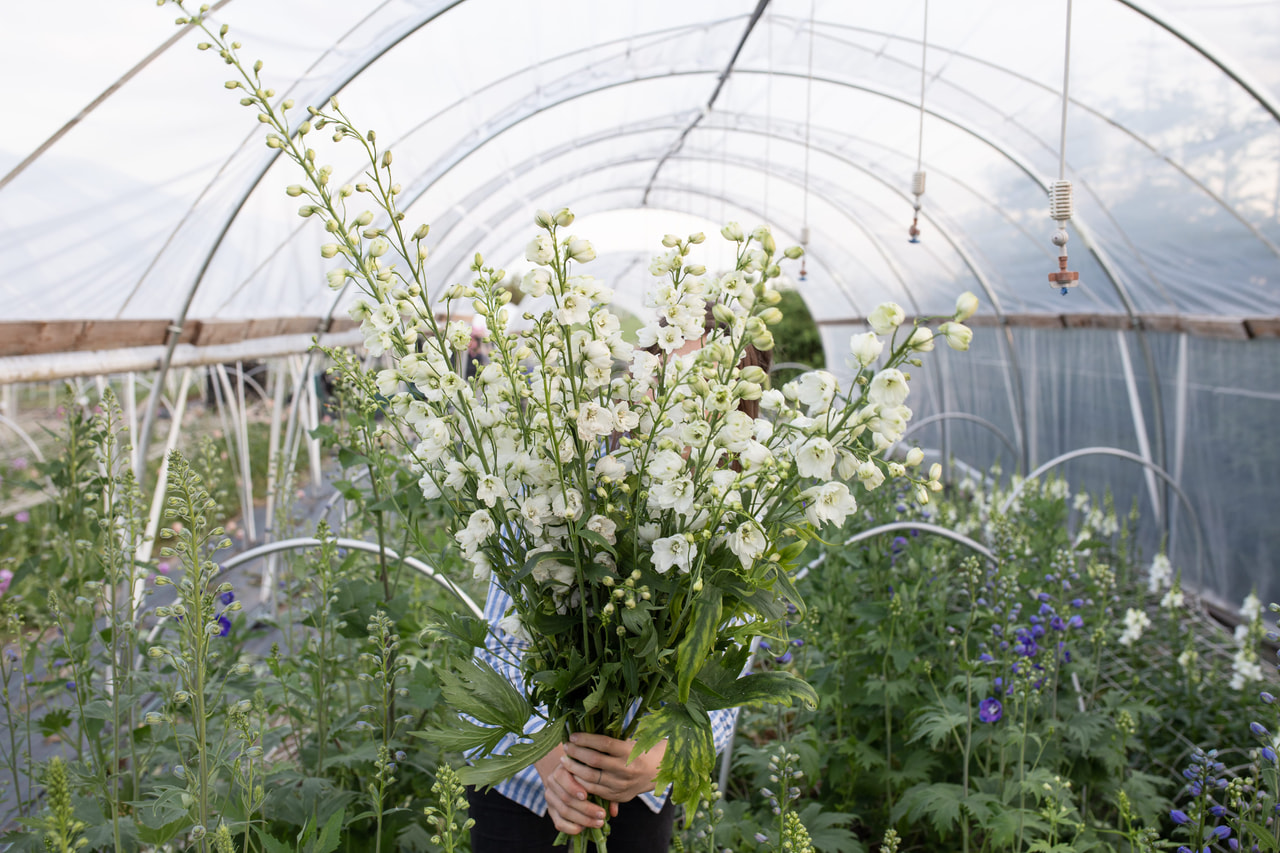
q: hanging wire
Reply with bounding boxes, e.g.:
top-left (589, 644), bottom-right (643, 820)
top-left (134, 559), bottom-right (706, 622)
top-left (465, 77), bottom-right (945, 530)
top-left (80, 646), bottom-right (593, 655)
top-left (798, 0), bottom-right (816, 280)
top-left (908, 0), bottom-right (929, 243)
top-left (762, 6), bottom-right (773, 227)
top-left (1048, 0), bottom-right (1080, 292)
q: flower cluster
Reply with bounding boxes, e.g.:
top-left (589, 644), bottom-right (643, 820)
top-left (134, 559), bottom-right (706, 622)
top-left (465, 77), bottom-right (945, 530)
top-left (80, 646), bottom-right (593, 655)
top-left (1229, 592), bottom-right (1266, 690)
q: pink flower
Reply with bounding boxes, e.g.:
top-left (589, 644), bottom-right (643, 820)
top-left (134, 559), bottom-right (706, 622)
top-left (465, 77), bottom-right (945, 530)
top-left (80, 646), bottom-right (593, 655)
top-left (0, 570), bottom-right (13, 597)
top-left (14, 511), bottom-right (29, 524)
top-left (9, 457), bottom-right (27, 471)
top-left (157, 562), bottom-right (171, 575)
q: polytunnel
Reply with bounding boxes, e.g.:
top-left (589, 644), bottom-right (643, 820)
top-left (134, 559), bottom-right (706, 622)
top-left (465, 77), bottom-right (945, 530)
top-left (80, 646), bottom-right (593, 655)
top-left (2, 0), bottom-right (1279, 613)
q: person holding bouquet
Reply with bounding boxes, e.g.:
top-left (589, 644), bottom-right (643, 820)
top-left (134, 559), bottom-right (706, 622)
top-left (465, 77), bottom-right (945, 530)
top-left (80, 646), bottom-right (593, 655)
top-left (465, 313), bottom-right (769, 852)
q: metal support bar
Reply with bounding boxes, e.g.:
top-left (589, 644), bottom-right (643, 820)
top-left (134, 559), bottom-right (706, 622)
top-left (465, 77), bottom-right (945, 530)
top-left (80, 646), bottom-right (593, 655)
top-left (1115, 331), bottom-right (1163, 526)
top-left (896, 411), bottom-right (1021, 462)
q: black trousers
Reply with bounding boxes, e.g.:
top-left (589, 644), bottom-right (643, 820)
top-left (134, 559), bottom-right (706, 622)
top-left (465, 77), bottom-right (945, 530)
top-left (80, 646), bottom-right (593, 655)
top-left (466, 786), bottom-right (675, 853)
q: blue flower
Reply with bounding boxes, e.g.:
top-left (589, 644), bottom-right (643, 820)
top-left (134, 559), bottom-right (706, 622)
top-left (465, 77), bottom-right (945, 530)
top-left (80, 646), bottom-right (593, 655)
top-left (1050, 616), bottom-right (1067, 632)
top-left (1169, 809), bottom-right (1190, 825)
top-left (220, 591), bottom-right (235, 605)
top-left (979, 698), bottom-right (1003, 723)
top-left (978, 653), bottom-right (994, 662)
top-left (1262, 746), bottom-right (1277, 765)
top-left (1212, 826), bottom-right (1231, 840)
top-left (1260, 691), bottom-right (1274, 704)
top-left (774, 652), bottom-right (793, 665)
top-left (216, 615), bottom-right (232, 637)
top-left (1067, 614), bottom-right (1084, 629)
top-left (1071, 598), bottom-right (1084, 608)
top-left (1250, 721), bottom-right (1270, 739)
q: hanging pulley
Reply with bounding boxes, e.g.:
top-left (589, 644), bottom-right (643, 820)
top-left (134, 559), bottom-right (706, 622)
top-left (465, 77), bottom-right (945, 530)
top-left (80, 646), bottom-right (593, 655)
top-left (1047, 179), bottom-right (1079, 291)
top-left (908, 170), bottom-right (926, 243)
top-left (798, 226), bottom-right (810, 281)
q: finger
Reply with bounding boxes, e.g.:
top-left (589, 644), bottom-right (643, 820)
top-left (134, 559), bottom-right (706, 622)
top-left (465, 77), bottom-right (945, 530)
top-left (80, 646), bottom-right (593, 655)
top-left (568, 732), bottom-right (632, 756)
top-left (610, 802), bottom-right (619, 818)
top-left (561, 751), bottom-right (614, 781)
top-left (563, 743), bottom-right (626, 775)
top-left (549, 768), bottom-right (609, 826)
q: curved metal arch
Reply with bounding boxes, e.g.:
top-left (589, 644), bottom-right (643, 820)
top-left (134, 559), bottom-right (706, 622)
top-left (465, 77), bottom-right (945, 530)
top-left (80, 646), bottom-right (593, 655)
top-left (219, 536), bottom-right (485, 618)
top-left (997, 446), bottom-right (1211, 589)
top-left (0, 413), bottom-right (47, 464)
top-left (0, 0), bottom-right (239, 193)
top-left (1113, 0), bottom-right (1280, 126)
top-left (777, 14), bottom-right (1280, 264)
top-left (897, 412), bottom-right (1021, 462)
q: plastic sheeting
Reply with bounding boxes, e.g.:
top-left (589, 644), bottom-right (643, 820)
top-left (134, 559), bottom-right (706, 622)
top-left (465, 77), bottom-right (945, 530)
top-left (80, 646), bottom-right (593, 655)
top-left (2, 0), bottom-right (1279, 604)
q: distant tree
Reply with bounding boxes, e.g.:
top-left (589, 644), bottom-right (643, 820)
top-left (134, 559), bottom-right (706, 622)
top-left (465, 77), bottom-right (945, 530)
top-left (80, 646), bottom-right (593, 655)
top-left (770, 288), bottom-right (825, 376)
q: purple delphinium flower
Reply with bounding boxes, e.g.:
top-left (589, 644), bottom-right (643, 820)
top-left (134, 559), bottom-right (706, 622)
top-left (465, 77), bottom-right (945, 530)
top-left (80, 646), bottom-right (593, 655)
top-left (774, 651), bottom-right (793, 665)
top-left (14, 511), bottom-right (29, 524)
top-left (1067, 614), bottom-right (1084, 629)
top-left (979, 698), bottom-right (1003, 723)
top-left (1262, 746), bottom-right (1277, 764)
top-left (1250, 721), bottom-right (1270, 739)
top-left (220, 591), bottom-right (235, 605)
top-left (157, 562), bottom-right (171, 575)
top-left (891, 536), bottom-right (909, 553)
top-left (1169, 809), bottom-right (1190, 825)
top-left (216, 615), bottom-right (232, 637)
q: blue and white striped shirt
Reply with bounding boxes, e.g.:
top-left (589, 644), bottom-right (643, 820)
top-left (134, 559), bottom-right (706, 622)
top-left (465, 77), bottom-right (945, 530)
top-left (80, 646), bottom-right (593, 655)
top-left (468, 576), bottom-right (740, 816)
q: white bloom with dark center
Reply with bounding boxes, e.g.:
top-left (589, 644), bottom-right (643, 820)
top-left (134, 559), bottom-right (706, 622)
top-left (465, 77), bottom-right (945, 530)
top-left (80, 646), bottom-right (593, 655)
top-left (586, 514), bottom-right (618, 545)
top-left (576, 401), bottom-right (615, 442)
top-left (794, 371), bottom-right (837, 413)
top-left (649, 477), bottom-right (697, 516)
top-left (552, 488), bottom-right (584, 520)
top-left (868, 369), bottom-right (909, 407)
top-left (652, 535), bottom-right (696, 575)
top-left (475, 474), bottom-right (509, 508)
top-left (521, 268), bottom-right (551, 297)
top-left (794, 437), bottom-right (837, 480)
top-left (727, 521), bottom-right (767, 570)
top-left (800, 482), bottom-right (857, 528)
top-left (526, 234), bottom-right (555, 264)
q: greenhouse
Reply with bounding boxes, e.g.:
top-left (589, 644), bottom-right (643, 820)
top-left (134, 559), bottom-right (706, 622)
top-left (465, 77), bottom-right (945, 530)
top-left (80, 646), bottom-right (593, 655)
top-left (0, 0), bottom-right (1277, 851)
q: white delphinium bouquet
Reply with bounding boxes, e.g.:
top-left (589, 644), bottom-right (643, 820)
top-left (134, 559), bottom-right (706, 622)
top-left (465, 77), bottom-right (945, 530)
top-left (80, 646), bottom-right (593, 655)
top-left (161, 4), bottom-right (977, 848)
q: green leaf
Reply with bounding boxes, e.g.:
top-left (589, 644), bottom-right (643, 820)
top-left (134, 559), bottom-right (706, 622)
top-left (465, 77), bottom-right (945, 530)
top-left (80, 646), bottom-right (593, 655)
top-left (676, 586), bottom-right (722, 703)
top-left (576, 527), bottom-right (618, 559)
top-left (632, 701), bottom-right (715, 817)
top-left (513, 549), bottom-right (577, 583)
top-left (457, 716), bottom-right (567, 788)
top-left (767, 562), bottom-right (806, 618)
top-left (436, 655), bottom-right (532, 732)
top-left (1242, 822), bottom-right (1280, 852)
top-left (411, 718), bottom-right (509, 754)
top-left (891, 782), bottom-right (965, 834)
top-left (313, 808), bottom-right (345, 853)
top-left (421, 607), bottom-right (490, 649)
top-left (698, 671), bottom-right (818, 713)
top-left (259, 833), bottom-right (294, 853)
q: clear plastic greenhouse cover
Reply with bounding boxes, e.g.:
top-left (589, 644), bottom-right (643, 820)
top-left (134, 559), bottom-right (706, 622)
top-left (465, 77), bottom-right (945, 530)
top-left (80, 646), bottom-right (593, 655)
top-left (1, 0), bottom-right (1278, 606)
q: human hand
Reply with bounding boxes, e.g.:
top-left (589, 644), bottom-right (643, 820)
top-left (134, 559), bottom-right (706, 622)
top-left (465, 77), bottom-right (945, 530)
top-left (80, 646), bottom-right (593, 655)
top-left (534, 745), bottom-right (607, 836)
top-left (560, 732), bottom-right (667, 815)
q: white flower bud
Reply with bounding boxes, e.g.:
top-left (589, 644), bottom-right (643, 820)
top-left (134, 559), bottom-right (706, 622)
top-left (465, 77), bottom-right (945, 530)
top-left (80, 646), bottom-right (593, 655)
top-left (905, 447), bottom-right (925, 467)
top-left (955, 291), bottom-right (979, 321)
